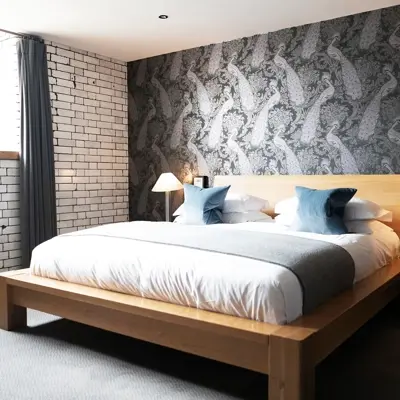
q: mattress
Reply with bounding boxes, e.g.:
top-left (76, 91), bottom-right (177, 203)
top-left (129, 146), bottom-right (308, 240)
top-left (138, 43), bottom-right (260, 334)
top-left (30, 221), bottom-right (400, 325)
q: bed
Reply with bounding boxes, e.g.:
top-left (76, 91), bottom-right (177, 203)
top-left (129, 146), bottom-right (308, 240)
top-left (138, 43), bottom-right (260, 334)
top-left (29, 218), bottom-right (399, 325)
top-left (2, 174), bottom-right (400, 400)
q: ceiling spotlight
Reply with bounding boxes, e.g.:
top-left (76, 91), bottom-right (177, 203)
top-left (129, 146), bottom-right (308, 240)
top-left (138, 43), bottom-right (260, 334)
top-left (159, 15), bottom-right (168, 19)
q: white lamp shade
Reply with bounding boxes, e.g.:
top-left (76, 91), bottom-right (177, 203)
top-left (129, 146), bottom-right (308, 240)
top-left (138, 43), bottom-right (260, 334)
top-left (152, 172), bottom-right (183, 192)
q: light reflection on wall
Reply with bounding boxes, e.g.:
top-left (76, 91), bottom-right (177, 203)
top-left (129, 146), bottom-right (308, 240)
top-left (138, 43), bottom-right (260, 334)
top-left (0, 33), bottom-right (20, 151)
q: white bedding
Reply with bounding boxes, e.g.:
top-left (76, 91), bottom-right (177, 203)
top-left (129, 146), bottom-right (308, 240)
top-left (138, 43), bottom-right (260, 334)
top-left (30, 221), bottom-right (400, 325)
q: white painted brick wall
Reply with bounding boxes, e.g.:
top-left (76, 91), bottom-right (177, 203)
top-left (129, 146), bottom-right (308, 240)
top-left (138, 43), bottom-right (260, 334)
top-left (0, 37), bottom-right (129, 271)
top-left (47, 41), bottom-right (129, 235)
top-left (0, 160), bottom-right (21, 270)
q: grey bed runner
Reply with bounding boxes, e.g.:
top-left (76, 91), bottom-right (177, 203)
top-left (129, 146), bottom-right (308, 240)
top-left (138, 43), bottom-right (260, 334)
top-left (77, 223), bottom-right (355, 315)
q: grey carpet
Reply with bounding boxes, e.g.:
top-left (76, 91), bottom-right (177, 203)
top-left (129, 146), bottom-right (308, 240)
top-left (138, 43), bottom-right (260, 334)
top-left (1, 303), bottom-right (400, 399)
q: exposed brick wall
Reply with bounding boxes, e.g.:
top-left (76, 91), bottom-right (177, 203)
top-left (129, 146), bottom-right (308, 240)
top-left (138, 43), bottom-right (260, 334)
top-left (0, 38), bottom-right (129, 271)
top-left (0, 160), bottom-right (21, 270)
top-left (46, 41), bottom-right (129, 235)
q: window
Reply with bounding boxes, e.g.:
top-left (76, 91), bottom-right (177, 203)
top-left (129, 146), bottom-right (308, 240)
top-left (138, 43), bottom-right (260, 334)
top-left (0, 32), bottom-right (20, 153)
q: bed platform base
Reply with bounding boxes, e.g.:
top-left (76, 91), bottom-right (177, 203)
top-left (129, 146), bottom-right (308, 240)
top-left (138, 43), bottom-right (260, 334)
top-left (1, 261), bottom-right (400, 400)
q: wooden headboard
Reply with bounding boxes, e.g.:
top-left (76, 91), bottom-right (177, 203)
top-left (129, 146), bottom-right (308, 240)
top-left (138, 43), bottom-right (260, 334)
top-left (214, 175), bottom-right (400, 235)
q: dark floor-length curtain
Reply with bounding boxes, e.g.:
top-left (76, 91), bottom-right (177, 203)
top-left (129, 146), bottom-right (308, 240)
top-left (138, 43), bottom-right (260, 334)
top-left (18, 37), bottom-right (57, 269)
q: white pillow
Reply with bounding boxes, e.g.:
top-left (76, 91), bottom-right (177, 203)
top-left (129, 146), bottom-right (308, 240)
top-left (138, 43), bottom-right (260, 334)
top-left (172, 204), bottom-right (185, 217)
top-left (345, 220), bottom-right (394, 234)
top-left (275, 214), bottom-right (393, 235)
top-left (274, 213), bottom-right (295, 227)
top-left (274, 197), bottom-right (297, 215)
top-left (222, 192), bottom-right (268, 213)
top-left (274, 196), bottom-right (392, 222)
top-left (173, 215), bottom-right (192, 224)
top-left (173, 192), bottom-right (268, 216)
top-left (345, 198), bottom-right (392, 222)
top-left (222, 211), bottom-right (272, 224)
top-left (174, 211), bottom-right (272, 225)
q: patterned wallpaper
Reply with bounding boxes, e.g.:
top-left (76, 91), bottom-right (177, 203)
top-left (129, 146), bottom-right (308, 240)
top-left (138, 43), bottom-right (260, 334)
top-left (128, 5), bottom-right (400, 221)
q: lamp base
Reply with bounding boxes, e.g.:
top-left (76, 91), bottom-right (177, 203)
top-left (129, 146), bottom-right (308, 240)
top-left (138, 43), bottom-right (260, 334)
top-left (165, 191), bottom-right (170, 222)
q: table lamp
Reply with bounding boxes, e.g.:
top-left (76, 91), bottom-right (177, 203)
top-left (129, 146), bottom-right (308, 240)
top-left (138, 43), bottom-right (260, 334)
top-left (152, 172), bottom-right (183, 221)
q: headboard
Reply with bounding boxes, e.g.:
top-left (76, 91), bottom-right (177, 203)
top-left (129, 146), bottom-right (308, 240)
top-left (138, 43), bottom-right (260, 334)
top-left (214, 175), bottom-right (400, 235)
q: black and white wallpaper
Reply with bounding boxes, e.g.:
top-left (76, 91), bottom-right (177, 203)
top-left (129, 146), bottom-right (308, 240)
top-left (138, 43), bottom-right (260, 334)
top-left (128, 5), bottom-right (400, 221)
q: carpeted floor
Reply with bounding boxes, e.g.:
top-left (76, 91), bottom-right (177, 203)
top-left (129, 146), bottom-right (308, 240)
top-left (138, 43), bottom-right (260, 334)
top-left (1, 303), bottom-right (400, 399)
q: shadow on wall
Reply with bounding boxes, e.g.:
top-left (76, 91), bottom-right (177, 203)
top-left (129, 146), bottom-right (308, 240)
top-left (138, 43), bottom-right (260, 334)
top-left (127, 5), bottom-right (400, 221)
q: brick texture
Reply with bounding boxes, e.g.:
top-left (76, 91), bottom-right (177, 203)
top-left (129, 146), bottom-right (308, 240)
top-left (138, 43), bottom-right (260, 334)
top-left (0, 160), bottom-right (21, 270)
top-left (47, 41), bottom-right (129, 235)
top-left (0, 37), bottom-right (129, 271)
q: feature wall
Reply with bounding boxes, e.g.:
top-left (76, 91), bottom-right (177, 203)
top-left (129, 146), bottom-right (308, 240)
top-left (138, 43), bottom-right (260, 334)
top-left (128, 6), bottom-right (400, 220)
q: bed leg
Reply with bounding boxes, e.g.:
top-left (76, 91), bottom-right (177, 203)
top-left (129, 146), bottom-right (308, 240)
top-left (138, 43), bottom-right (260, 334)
top-left (0, 278), bottom-right (27, 331)
top-left (268, 335), bottom-right (315, 400)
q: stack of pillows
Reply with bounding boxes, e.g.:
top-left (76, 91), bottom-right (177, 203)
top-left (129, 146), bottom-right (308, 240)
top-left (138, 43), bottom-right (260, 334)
top-left (173, 183), bottom-right (271, 225)
top-left (274, 186), bottom-right (393, 235)
top-left (173, 183), bottom-right (393, 235)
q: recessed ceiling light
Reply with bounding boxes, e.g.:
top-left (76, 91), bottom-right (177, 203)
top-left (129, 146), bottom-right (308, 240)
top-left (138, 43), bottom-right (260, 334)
top-left (159, 15), bottom-right (168, 19)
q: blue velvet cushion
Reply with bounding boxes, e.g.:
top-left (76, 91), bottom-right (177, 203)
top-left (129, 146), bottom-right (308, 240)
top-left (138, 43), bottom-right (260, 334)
top-left (291, 186), bottom-right (357, 235)
top-left (182, 184), bottom-right (231, 225)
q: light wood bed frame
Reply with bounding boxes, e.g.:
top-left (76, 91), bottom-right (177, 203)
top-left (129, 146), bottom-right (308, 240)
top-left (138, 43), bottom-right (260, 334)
top-left (2, 174), bottom-right (400, 399)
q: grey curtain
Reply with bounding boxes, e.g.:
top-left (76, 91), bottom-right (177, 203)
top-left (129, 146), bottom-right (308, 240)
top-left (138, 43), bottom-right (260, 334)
top-left (18, 38), bottom-right (57, 269)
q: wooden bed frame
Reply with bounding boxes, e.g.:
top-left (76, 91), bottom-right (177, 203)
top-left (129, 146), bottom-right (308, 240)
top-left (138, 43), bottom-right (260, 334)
top-left (2, 174), bottom-right (400, 400)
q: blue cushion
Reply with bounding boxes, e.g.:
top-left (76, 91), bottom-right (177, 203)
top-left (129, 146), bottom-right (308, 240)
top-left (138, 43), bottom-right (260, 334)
top-left (291, 186), bottom-right (357, 235)
top-left (182, 184), bottom-right (231, 225)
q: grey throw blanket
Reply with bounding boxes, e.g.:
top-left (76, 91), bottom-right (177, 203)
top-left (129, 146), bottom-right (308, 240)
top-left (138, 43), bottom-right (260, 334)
top-left (76, 223), bottom-right (355, 315)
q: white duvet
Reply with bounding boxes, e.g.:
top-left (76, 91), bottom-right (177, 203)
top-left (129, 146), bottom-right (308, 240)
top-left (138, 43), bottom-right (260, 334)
top-left (30, 221), bottom-right (400, 325)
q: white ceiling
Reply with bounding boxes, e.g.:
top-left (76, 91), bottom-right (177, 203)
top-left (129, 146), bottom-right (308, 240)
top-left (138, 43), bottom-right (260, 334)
top-left (1, 0), bottom-right (399, 62)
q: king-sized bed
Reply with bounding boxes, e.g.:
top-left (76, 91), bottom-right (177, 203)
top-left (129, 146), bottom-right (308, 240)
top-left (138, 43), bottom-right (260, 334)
top-left (30, 219), bottom-right (399, 325)
top-left (2, 174), bottom-right (400, 400)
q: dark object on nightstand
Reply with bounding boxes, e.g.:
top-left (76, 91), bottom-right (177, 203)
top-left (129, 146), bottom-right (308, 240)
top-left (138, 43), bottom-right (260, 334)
top-left (193, 176), bottom-right (209, 188)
